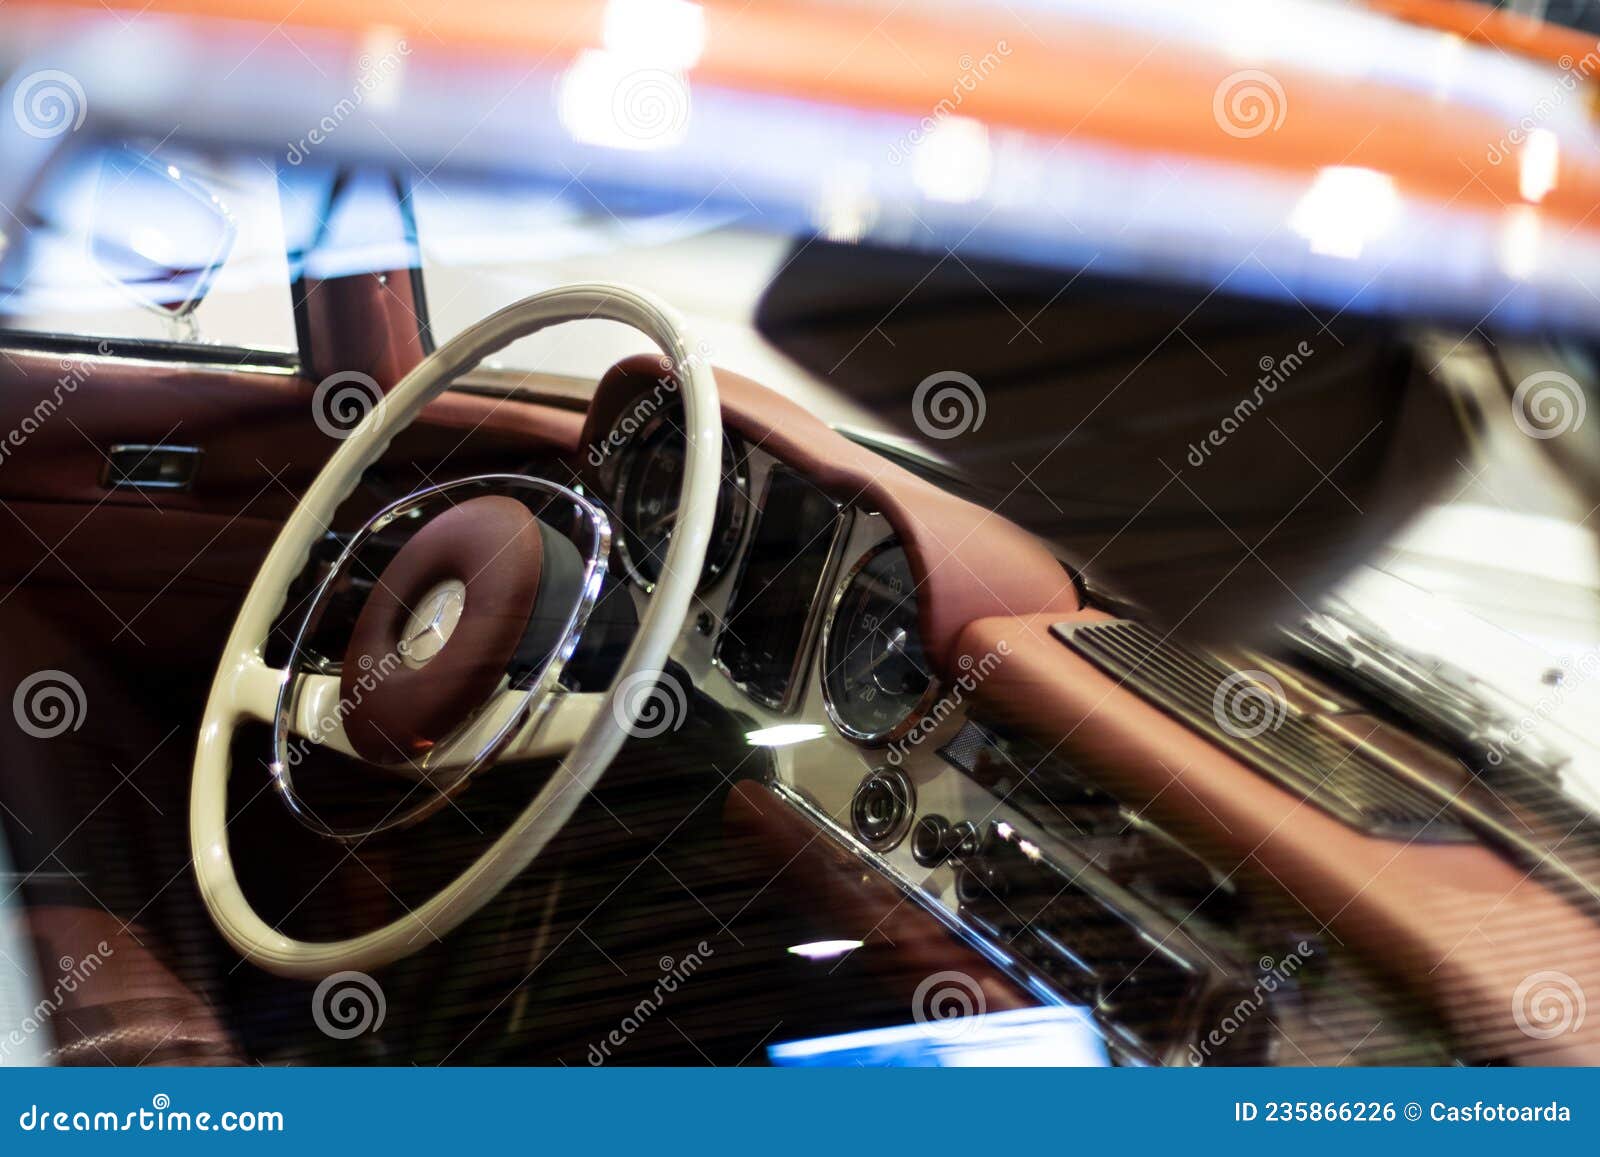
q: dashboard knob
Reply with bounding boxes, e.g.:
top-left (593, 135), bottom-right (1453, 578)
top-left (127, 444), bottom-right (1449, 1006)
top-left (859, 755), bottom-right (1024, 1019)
top-left (956, 860), bottom-right (1007, 905)
top-left (913, 816), bottom-right (982, 867)
top-left (912, 815), bottom-right (952, 865)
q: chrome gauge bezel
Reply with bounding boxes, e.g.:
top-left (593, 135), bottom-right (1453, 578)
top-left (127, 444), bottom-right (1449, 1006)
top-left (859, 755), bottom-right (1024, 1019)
top-left (611, 408), bottom-right (749, 595)
top-left (820, 536), bottom-right (943, 746)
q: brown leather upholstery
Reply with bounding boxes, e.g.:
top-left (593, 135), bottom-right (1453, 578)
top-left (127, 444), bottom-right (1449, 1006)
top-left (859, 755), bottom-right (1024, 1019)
top-left (25, 907), bottom-right (238, 1066)
top-left (341, 495), bottom-right (545, 762)
top-left (958, 609), bottom-right (1600, 1065)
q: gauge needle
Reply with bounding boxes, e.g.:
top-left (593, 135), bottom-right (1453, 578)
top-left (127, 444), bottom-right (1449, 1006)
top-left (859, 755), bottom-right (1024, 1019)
top-left (640, 508), bottom-right (677, 535)
top-left (851, 627), bottom-right (907, 686)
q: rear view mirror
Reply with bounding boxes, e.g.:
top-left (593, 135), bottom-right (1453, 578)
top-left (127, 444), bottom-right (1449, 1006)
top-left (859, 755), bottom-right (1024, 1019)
top-left (88, 146), bottom-right (237, 339)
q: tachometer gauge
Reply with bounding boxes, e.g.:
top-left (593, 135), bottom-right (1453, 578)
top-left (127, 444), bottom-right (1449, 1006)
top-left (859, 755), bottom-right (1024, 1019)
top-left (821, 540), bottom-right (938, 743)
top-left (613, 412), bottom-right (748, 591)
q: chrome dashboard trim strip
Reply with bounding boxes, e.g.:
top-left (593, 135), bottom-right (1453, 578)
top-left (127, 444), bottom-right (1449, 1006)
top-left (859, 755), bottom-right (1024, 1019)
top-left (711, 466), bottom-right (853, 714)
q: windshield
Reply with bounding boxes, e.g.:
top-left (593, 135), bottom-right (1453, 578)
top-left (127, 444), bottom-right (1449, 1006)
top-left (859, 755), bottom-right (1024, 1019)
top-left (413, 177), bottom-right (889, 433)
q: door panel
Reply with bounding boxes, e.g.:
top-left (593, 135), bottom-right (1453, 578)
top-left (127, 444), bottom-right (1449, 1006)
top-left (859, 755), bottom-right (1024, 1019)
top-left (0, 345), bottom-right (585, 666)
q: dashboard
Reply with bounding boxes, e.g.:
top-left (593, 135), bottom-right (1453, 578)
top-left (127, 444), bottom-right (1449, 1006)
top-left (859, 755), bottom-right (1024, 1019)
top-left (577, 357), bottom-right (1456, 1067)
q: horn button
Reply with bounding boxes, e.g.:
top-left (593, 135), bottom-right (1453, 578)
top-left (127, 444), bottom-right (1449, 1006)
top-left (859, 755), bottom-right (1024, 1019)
top-left (339, 495), bottom-right (544, 764)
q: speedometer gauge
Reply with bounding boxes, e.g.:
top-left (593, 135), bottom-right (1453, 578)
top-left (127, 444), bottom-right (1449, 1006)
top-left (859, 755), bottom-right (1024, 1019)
top-left (821, 541), bottom-right (938, 743)
top-left (613, 412), bottom-right (748, 592)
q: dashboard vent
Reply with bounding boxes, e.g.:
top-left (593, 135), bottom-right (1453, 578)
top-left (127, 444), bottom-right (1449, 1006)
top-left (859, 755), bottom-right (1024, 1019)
top-left (1054, 619), bottom-right (1474, 842)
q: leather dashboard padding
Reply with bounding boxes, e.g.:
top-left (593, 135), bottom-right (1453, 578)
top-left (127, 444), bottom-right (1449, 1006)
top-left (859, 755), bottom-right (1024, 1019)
top-left (341, 495), bottom-right (543, 762)
top-left (721, 780), bottom-right (1034, 1018)
top-left (581, 356), bottom-right (1079, 671)
top-left (956, 609), bottom-right (1600, 1065)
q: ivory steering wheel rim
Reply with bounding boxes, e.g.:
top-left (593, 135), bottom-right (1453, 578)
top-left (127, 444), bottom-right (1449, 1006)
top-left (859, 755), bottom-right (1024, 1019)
top-left (190, 283), bottom-right (721, 979)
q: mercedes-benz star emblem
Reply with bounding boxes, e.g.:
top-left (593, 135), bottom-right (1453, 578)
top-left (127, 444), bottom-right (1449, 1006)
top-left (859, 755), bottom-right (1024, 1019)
top-left (398, 579), bottom-right (467, 669)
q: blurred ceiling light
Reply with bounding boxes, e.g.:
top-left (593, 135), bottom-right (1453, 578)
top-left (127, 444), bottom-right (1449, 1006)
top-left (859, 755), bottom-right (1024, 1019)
top-left (1519, 128), bottom-right (1560, 204)
top-left (913, 116), bottom-right (992, 205)
top-left (745, 723), bottom-right (826, 747)
top-left (813, 167), bottom-right (877, 242)
top-left (559, 49), bottom-right (692, 152)
top-left (357, 25), bottom-right (408, 111)
top-left (604, 0), bottom-right (705, 70)
top-left (1498, 204), bottom-right (1542, 282)
top-left (1214, 0), bottom-right (1280, 63)
top-left (1288, 166), bottom-right (1398, 259)
top-left (786, 940), bottom-right (864, 960)
top-left (1427, 32), bottom-right (1467, 100)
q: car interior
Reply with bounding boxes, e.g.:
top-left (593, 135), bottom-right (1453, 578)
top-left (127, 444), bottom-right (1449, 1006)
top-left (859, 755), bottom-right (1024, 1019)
top-left (4, 16), bottom-right (1600, 1070)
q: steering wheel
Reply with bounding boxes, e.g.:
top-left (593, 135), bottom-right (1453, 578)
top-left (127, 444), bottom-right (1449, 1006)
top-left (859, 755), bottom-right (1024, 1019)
top-left (190, 284), bottom-right (721, 979)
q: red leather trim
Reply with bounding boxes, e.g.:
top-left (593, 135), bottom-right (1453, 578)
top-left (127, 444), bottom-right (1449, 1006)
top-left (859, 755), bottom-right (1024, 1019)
top-left (582, 356), bottom-right (1080, 671)
top-left (25, 906), bottom-right (238, 1066)
top-left (300, 270), bottom-right (428, 390)
top-left (955, 609), bottom-right (1600, 1064)
top-left (0, 347), bottom-right (584, 661)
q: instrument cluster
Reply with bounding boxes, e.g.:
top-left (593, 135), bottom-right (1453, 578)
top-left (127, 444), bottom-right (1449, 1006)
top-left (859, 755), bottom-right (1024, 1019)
top-left (601, 414), bottom-right (941, 749)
